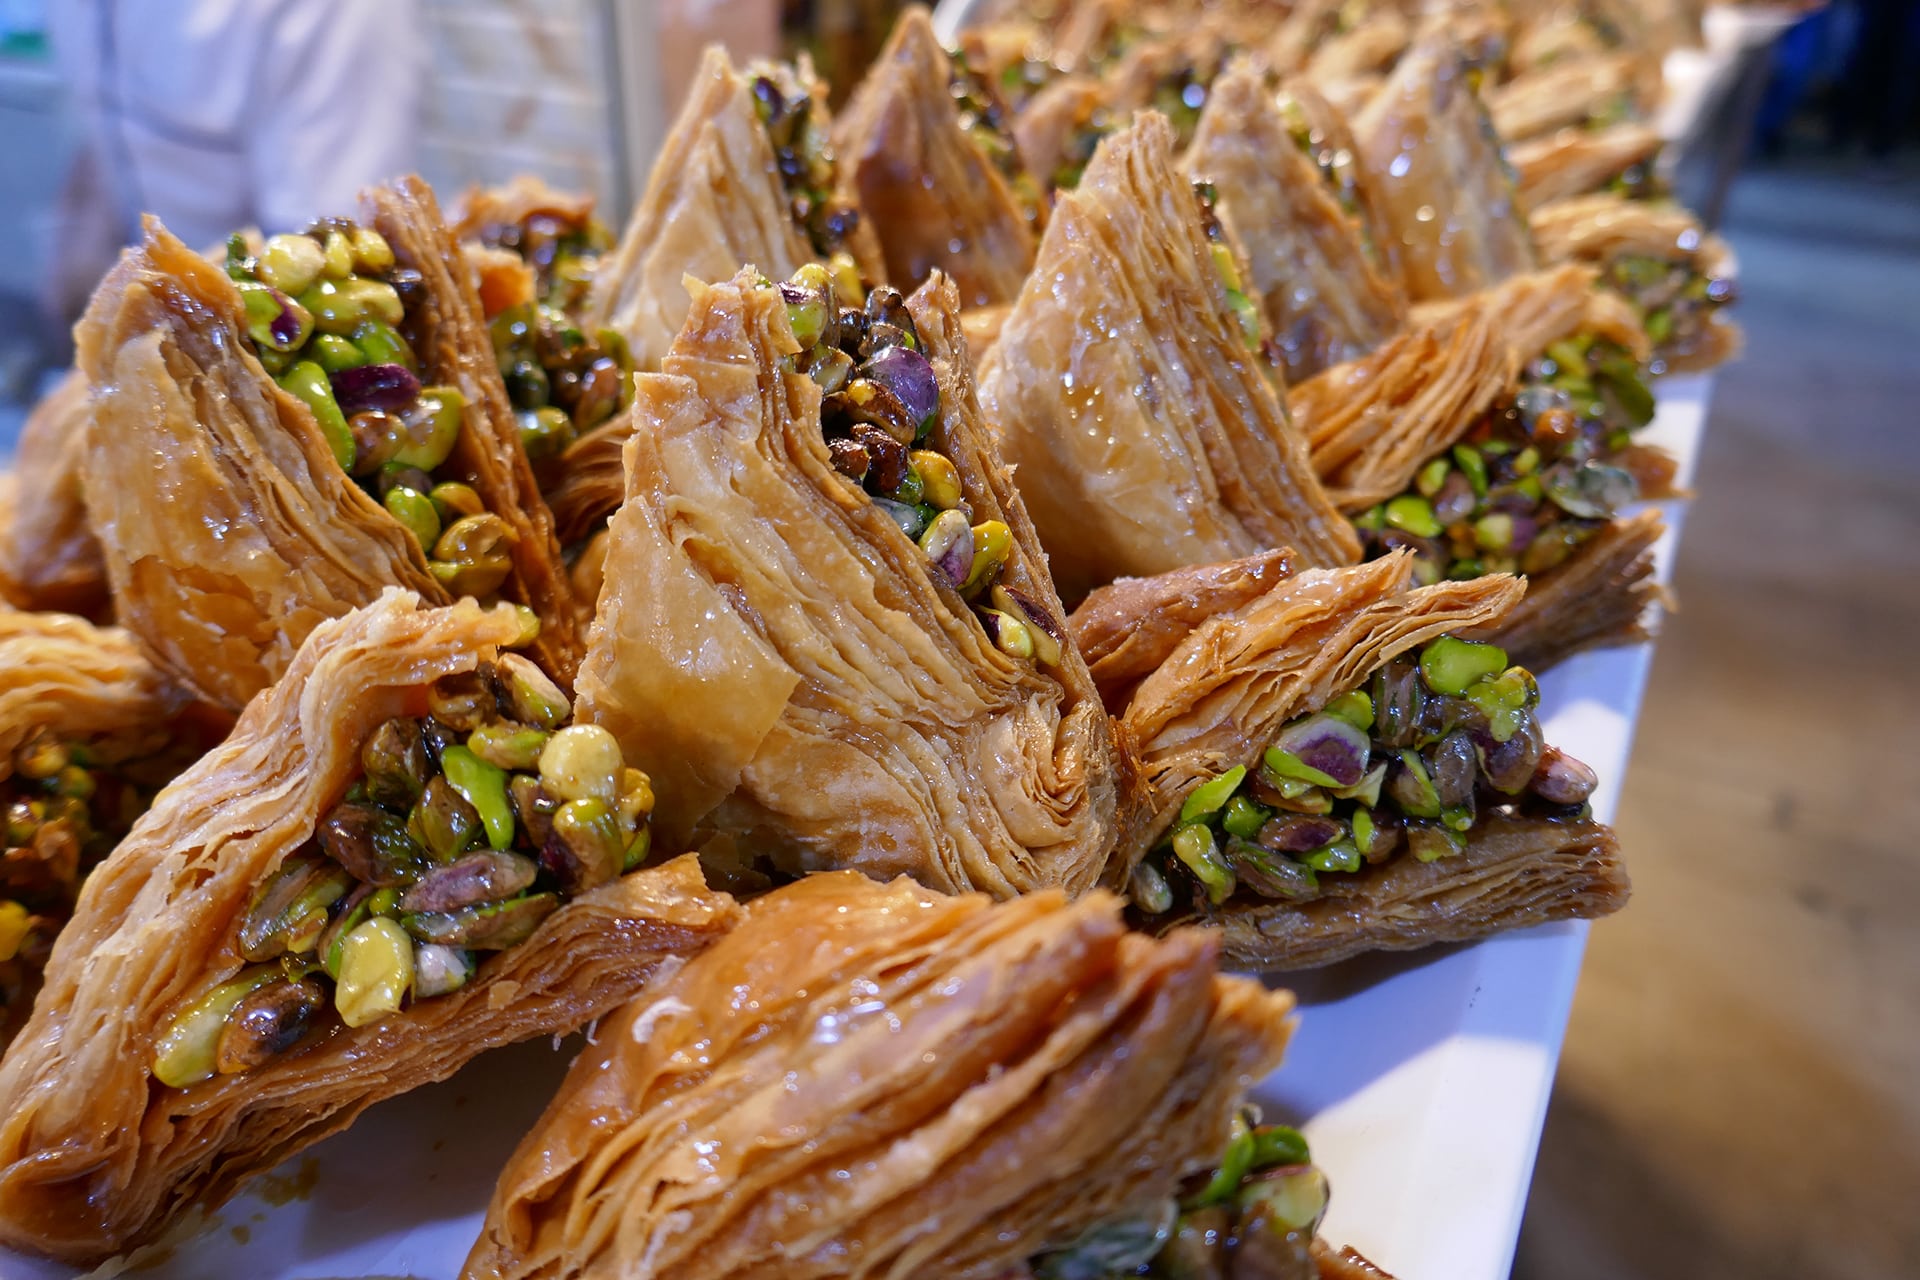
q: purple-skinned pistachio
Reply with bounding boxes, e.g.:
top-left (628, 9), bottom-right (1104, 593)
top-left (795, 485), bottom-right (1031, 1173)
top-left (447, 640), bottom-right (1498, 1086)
top-left (1478, 716), bottom-right (1545, 792)
top-left (330, 362), bottom-right (422, 416)
top-left (1429, 731), bottom-right (1479, 808)
top-left (1432, 470), bottom-right (1478, 525)
top-left (402, 892), bottom-right (558, 950)
top-left (1264, 713), bottom-right (1370, 789)
top-left (990, 584), bottom-right (1064, 666)
top-left (919, 509), bottom-right (974, 587)
top-left (1530, 746), bottom-right (1599, 805)
top-left (1254, 814), bottom-right (1344, 855)
top-left (397, 848), bottom-right (538, 914)
top-left (852, 423), bottom-right (909, 491)
top-left (863, 344), bottom-right (939, 431)
top-left (318, 801), bottom-right (428, 886)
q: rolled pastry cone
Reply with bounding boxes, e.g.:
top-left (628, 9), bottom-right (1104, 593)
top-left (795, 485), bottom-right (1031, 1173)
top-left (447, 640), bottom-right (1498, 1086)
top-left (833, 7), bottom-right (1040, 308)
top-left (0, 610), bottom-right (200, 1047)
top-left (0, 371), bottom-right (108, 619)
top-left (1118, 555), bottom-right (1629, 969)
top-left (0, 592), bottom-right (739, 1264)
top-left (585, 47), bottom-right (884, 371)
top-left (1510, 121), bottom-right (1664, 209)
top-left (1291, 301), bottom-right (1519, 511)
top-left (1267, 0), bottom-right (1347, 73)
top-left (1530, 193), bottom-right (1743, 373)
top-left (979, 115), bottom-right (1361, 604)
top-left (1013, 71), bottom-right (1109, 189)
top-left (1486, 54), bottom-right (1645, 144)
top-left (1346, 266), bottom-right (1669, 667)
top-left (1354, 35), bottom-right (1537, 302)
top-left (1185, 63), bottom-right (1408, 385)
top-left (462, 871), bottom-right (1296, 1280)
top-left (77, 182), bottom-right (583, 714)
top-left (1069, 548), bottom-right (1298, 712)
top-left (575, 268), bottom-right (1125, 899)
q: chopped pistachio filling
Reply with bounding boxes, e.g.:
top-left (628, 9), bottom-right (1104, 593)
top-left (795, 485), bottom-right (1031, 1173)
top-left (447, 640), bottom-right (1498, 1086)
top-left (1604, 252), bottom-right (1736, 368)
top-left (474, 205), bottom-right (612, 315)
top-left (1132, 636), bottom-right (1600, 915)
top-left (151, 646), bottom-right (659, 1088)
top-left (1354, 333), bottom-right (1658, 584)
top-left (749, 63), bottom-right (868, 268)
top-left (226, 223), bottom-right (518, 599)
top-left (491, 303), bottom-right (633, 463)
top-left (774, 265), bottom-right (1064, 668)
top-left (476, 204), bottom-right (632, 461)
top-left (947, 48), bottom-right (1046, 225)
top-left (1029, 1113), bottom-right (1328, 1278)
top-left (4, 730), bottom-right (199, 1018)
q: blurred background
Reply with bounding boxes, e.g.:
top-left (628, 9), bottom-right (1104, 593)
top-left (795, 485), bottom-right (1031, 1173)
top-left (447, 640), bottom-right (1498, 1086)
top-left (0, 1), bottom-right (1914, 1277)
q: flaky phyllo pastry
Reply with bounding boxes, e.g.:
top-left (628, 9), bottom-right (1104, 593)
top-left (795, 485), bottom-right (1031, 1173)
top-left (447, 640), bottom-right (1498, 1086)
top-left (584, 47), bottom-right (883, 375)
top-left (1510, 121), bottom-right (1666, 210)
top-left (0, 592), bottom-right (739, 1263)
top-left (1186, 63), bottom-right (1408, 385)
top-left (979, 114), bottom-right (1360, 603)
top-left (1354, 36), bottom-right (1537, 302)
top-left (833, 7), bottom-right (1043, 308)
top-left (0, 611), bottom-right (211, 1049)
top-left (1308, 264), bottom-right (1672, 669)
top-left (76, 177), bottom-right (582, 714)
top-left (1486, 53), bottom-right (1648, 144)
top-left (576, 265), bottom-right (1124, 899)
top-left (0, 372), bottom-right (108, 619)
top-left (1531, 193), bottom-right (1743, 373)
top-left (462, 871), bottom-right (1296, 1280)
top-left (1088, 553), bottom-right (1628, 970)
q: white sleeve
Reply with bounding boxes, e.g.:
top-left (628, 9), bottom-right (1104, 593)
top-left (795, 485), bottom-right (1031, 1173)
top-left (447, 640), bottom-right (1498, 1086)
top-left (246, 0), bottom-right (427, 233)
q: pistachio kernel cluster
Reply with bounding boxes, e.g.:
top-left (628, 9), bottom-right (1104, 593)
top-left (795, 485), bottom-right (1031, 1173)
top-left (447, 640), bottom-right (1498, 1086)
top-left (1134, 636), bottom-right (1599, 915)
top-left (948, 48), bottom-right (1046, 225)
top-left (492, 304), bottom-right (633, 464)
top-left (226, 223), bottom-right (518, 599)
top-left (1355, 333), bottom-right (1658, 585)
top-left (474, 205), bottom-right (613, 315)
top-left (1029, 1113), bottom-right (1328, 1279)
top-left (749, 64), bottom-right (866, 265)
top-left (152, 652), bottom-right (657, 1089)
top-left (775, 265), bottom-right (1065, 668)
top-left (1605, 253), bottom-right (1736, 366)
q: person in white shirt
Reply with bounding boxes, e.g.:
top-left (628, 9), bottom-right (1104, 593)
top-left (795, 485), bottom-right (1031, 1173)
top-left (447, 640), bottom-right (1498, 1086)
top-left (44, 0), bottom-right (424, 331)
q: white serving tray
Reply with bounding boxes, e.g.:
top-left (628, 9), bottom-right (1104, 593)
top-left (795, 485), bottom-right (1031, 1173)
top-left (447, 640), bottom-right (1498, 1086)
top-left (0, 377), bottom-right (1711, 1280)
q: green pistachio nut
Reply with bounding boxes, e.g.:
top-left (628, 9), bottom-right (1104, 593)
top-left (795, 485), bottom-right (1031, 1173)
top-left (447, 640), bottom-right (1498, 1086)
top-left (1419, 635), bottom-right (1509, 696)
top-left (1179, 765), bottom-right (1247, 824)
top-left (152, 965), bottom-right (287, 1088)
top-left (334, 917), bottom-right (415, 1028)
top-left (277, 360), bottom-right (356, 472)
top-left (385, 486), bottom-right (442, 555)
top-left (439, 745), bottom-right (515, 849)
top-left (1171, 823), bottom-right (1236, 905)
top-left (255, 233), bottom-right (327, 295)
top-left (1384, 494), bottom-right (1443, 538)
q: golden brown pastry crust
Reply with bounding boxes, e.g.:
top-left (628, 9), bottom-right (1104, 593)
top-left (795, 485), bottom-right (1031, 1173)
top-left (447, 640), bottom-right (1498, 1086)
top-left (77, 217), bottom-right (447, 713)
top-left (575, 268), bottom-right (1125, 900)
top-left (463, 873), bottom-right (1296, 1280)
top-left (0, 593), bottom-right (739, 1264)
top-left (1354, 36), bottom-right (1537, 301)
top-left (834, 8), bottom-right (1040, 307)
top-left (1411, 262), bottom-right (1650, 367)
top-left (1069, 549), bottom-right (1298, 711)
top-left (1510, 122), bottom-right (1664, 210)
top-left (1291, 302), bottom-right (1518, 512)
top-left (450, 174), bottom-right (598, 244)
top-left (1486, 54), bottom-right (1644, 144)
top-left (1185, 64), bottom-right (1408, 385)
top-left (1013, 71), bottom-right (1108, 189)
top-left (584, 48), bottom-right (881, 372)
top-left (978, 115), bottom-right (1360, 603)
top-left (1114, 556), bottom-right (1627, 967)
top-left (1207, 814), bottom-right (1628, 969)
top-left (0, 373), bottom-right (108, 619)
